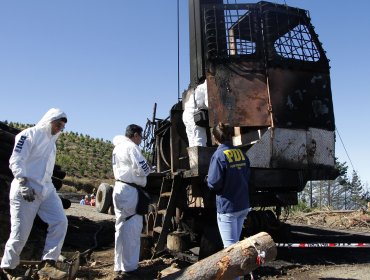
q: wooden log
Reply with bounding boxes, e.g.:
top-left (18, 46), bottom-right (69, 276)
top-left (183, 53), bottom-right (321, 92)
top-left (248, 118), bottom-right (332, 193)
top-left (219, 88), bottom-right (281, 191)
top-left (0, 161), bottom-right (13, 179)
top-left (0, 128), bottom-right (16, 145)
top-left (161, 232), bottom-right (276, 280)
top-left (0, 122), bottom-right (20, 135)
top-left (167, 231), bottom-right (190, 252)
top-left (0, 147), bottom-right (13, 161)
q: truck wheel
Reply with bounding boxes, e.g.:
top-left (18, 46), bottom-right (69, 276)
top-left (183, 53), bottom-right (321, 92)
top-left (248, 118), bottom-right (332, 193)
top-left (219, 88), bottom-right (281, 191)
top-left (96, 183), bottom-right (113, 213)
top-left (199, 224), bottom-right (223, 260)
top-left (108, 204), bottom-right (115, 215)
top-left (60, 197), bottom-right (71, 209)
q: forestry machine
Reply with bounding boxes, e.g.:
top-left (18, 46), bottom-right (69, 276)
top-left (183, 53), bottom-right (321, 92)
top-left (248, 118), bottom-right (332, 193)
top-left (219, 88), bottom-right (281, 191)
top-left (105, 0), bottom-right (338, 260)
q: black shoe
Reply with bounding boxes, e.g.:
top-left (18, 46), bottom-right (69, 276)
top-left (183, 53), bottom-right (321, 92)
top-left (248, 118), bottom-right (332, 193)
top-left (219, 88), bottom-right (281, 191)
top-left (113, 271), bottom-right (122, 280)
top-left (121, 270), bottom-right (139, 279)
top-left (1, 268), bottom-right (23, 280)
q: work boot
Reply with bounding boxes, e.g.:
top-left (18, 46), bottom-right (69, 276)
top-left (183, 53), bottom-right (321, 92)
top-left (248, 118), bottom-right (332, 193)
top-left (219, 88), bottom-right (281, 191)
top-left (113, 271), bottom-right (122, 280)
top-left (121, 270), bottom-right (139, 279)
top-left (1, 268), bottom-right (24, 280)
top-left (113, 270), bottom-right (138, 280)
top-left (37, 260), bottom-right (66, 279)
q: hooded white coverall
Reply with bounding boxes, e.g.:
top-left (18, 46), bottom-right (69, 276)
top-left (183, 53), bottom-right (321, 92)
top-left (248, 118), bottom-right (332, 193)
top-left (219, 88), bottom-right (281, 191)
top-left (1, 108), bottom-right (68, 269)
top-left (182, 80), bottom-right (208, 147)
top-left (112, 135), bottom-right (151, 272)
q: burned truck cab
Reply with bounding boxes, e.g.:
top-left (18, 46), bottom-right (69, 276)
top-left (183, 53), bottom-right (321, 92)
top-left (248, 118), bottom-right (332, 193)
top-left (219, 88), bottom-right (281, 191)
top-left (145, 0), bottom-right (337, 257)
top-left (190, 0), bottom-right (336, 204)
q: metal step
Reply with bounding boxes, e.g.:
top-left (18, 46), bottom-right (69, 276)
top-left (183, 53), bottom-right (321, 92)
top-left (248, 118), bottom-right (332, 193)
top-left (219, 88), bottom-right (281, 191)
top-left (154, 226), bottom-right (162, 234)
top-left (160, 192), bottom-right (172, 197)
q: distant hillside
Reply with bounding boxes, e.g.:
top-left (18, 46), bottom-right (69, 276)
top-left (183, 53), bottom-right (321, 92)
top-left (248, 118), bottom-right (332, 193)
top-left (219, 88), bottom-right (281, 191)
top-left (3, 121), bottom-right (114, 191)
top-left (57, 131), bottom-right (113, 179)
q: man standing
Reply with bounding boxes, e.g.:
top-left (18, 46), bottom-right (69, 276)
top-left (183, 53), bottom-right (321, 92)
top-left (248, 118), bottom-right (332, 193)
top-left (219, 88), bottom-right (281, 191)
top-left (1, 108), bottom-right (68, 279)
top-left (112, 124), bottom-right (151, 280)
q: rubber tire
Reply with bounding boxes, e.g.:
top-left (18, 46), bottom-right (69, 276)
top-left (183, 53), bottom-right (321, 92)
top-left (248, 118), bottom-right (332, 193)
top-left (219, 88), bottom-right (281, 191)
top-left (108, 204), bottom-right (115, 215)
top-left (243, 210), bottom-right (261, 236)
top-left (60, 197), bottom-right (71, 209)
top-left (264, 209), bottom-right (280, 231)
top-left (52, 177), bottom-right (63, 191)
top-left (95, 183), bottom-right (113, 214)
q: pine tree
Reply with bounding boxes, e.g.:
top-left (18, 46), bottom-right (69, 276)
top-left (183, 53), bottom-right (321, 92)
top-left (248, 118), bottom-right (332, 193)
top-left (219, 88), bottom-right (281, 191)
top-left (348, 171), bottom-right (364, 209)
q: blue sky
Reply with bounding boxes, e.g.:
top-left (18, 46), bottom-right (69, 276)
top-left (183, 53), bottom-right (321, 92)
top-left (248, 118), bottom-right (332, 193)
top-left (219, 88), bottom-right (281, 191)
top-left (1, 1), bottom-right (369, 188)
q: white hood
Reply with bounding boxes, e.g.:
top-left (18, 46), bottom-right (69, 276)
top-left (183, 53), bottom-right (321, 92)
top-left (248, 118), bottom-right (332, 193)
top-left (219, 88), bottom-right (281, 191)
top-left (36, 108), bottom-right (67, 128)
top-left (113, 135), bottom-right (125, 147)
top-left (36, 108), bottom-right (67, 137)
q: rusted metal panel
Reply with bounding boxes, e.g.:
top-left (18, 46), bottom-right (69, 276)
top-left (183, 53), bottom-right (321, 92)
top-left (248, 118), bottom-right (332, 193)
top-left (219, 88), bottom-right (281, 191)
top-left (207, 62), bottom-right (271, 127)
top-left (268, 68), bottom-right (335, 130)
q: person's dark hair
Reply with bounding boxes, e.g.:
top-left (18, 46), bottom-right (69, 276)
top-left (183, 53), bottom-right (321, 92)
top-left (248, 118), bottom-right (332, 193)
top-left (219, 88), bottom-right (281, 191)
top-left (125, 124), bottom-right (143, 138)
top-left (57, 117), bottom-right (67, 123)
top-left (212, 122), bottom-right (233, 143)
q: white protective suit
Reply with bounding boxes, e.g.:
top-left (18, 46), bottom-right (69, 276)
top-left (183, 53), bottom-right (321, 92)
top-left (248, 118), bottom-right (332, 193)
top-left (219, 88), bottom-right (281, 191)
top-left (1, 108), bottom-right (68, 269)
top-left (112, 135), bottom-right (151, 272)
top-left (182, 80), bottom-right (208, 147)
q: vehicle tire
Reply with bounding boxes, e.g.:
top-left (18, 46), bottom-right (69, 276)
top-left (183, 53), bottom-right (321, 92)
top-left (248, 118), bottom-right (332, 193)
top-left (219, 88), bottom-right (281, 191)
top-left (60, 197), bottom-right (71, 209)
top-left (199, 224), bottom-right (223, 260)
top-left (243, 210), bottom-right (261, 236)
top-left (52, 177), bottom-right (63, 191)
top-left (264, 209), bottom-right (280, 231)
top-left (96, 183), bottom-right (113, 213)
top-left (108, 204), bottom-right (115, 215)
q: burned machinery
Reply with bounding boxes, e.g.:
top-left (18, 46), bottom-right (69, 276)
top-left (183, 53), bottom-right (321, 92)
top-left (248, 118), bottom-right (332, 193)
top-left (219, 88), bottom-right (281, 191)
top-left (117, 0), bottom-right (338, 259)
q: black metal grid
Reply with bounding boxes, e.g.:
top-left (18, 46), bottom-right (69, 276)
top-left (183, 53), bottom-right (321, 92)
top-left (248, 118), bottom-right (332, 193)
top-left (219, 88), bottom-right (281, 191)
top-left (203, 4), bottom-right (258, 59)
top-left (203, 2), bottom-right (321, 62)
top-left (224, 8), bottom-right (256, 56)
top-left (273, 24), bottom-right (320, 62)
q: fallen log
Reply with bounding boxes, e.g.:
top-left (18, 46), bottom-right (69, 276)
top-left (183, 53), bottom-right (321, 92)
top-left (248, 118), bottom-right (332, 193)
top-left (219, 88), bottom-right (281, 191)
top-left (161, 231), bottom-right (276, 280)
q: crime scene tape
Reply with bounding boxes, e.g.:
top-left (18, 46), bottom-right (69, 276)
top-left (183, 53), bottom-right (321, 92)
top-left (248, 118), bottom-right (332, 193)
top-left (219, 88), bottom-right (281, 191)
top-left (276, 243), bottom-right (370, 248)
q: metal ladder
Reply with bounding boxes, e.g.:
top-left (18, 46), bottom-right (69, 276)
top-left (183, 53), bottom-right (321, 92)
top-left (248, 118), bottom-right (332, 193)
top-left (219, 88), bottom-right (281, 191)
top-left (152, 174), bottom-right (181, 254)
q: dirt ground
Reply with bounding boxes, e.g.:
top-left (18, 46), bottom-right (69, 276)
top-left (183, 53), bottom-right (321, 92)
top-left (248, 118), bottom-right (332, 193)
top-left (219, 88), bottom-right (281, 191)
top-left (286, 209), bottom-right (370, 234)
top-left (64, 204), bottom-right (177, 280)
top-left (64, 204), bottom-right (370, 280)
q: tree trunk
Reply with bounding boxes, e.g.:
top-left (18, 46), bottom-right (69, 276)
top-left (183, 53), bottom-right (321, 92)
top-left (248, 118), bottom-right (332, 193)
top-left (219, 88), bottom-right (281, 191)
top-left (161, 231), bottom-right (276, 280)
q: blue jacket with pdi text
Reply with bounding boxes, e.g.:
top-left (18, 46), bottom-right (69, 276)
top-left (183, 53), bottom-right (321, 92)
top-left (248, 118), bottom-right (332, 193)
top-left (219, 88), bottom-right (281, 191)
top-left (207, 142), bottom-right (250, 214)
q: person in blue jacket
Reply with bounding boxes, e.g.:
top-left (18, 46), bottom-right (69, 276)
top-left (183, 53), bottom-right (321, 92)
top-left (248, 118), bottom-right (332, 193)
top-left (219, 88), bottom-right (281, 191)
top-left (207, 122), bottom-right (251, 249)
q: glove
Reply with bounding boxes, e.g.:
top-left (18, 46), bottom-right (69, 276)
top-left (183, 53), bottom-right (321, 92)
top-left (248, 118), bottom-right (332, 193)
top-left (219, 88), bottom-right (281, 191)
top-left (19, 178), bottom-right (35, 202)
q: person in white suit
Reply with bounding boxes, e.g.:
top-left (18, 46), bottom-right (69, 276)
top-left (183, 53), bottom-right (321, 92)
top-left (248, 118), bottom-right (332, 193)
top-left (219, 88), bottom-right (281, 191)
top-left (1, 108), bottom-right (68, 280)
top-left (112, 124), bottom-right (151, 280)
top-left (182, 79), bottom-right (208, 147)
